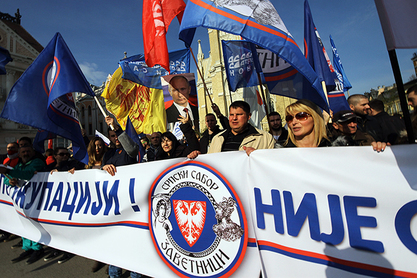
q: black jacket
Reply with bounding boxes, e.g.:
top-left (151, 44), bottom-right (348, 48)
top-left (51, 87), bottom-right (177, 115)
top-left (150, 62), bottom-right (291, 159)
top-left (356, 115), bottom-right (384, 142)
top-left (158, 123), bottom-right (200, 160)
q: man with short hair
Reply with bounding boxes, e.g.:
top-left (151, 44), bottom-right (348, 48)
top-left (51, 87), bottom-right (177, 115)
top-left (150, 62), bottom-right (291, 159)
top-left (0, 146), bottom-right (46, 264)
top-left (18, 136), bottom-right (46, 162)
top-left (208, 100), bottom-right (275, 154)
top-left (18, 137), bottom-right (32, 148)
top-left (144, 132), bottom-right (162, 162)
top-left (200, 113), bottom-right (223, 154)
top-left (369, 99), bottom-right (406, 144)
top-left (166, 75), bottom-right (199, 129)
top-left (268, 111), bottom-right (288, 145)
top-left (3, 142), bottom-right (19, 168)
top-left (348, 94), bottom-right (384, 142)
top-left (45, 147), bottom-right (84, 173)
top-left (407, 85), bottom-right (417, 139)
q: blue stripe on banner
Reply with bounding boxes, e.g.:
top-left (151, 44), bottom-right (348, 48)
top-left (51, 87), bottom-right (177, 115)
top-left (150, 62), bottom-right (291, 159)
top-left (248, 241), bottom-right (258, 248)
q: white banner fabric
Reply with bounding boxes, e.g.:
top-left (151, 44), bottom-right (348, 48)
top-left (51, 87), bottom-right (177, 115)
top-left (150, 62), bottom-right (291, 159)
top-left (1, 145), bottom-right (417, 277)
top-left (374, 0), bottom-right (417, 50)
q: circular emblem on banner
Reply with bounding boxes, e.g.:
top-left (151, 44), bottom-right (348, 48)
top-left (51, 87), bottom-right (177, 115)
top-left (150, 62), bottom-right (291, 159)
top-left (149, 161), bottom-right (248, 278)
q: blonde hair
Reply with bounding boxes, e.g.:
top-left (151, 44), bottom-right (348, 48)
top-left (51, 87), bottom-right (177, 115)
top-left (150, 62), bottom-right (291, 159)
top-left (284, 99), bottom-right (328, 147)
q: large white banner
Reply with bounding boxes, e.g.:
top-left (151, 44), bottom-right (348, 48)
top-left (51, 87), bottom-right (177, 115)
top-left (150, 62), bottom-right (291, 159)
top-left (1, 145), bottom-right (417, 277)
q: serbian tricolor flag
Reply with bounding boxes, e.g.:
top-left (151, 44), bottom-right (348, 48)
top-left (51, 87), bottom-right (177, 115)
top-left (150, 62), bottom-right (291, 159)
top-left (143, 0), bottom-right (186, 71)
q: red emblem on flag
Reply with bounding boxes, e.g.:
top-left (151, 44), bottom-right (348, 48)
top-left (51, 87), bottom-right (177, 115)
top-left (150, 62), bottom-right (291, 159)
top-left (174, 200), bottom-right (206, 247)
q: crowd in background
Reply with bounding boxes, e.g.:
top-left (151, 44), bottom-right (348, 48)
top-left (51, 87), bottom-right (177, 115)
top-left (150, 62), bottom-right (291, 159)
top-left (0, 83), bottom-right (416, 277)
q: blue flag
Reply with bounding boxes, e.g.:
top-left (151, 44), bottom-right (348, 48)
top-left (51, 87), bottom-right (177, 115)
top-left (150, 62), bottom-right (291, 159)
top-left (179, 0), bottom-right (329, 111)
top-left (125, 116), bottom-right (145, 163)
top-left (222, 40), bottom-right (263, 92)
top-left (0, 46), bottom-right (13, 75)
top-left (330, 35), bottom-right (352, 91)
top-left (327, 91), bottom-right (350, 113)
top-left (304, 0), bottom-right (336, 92)
top-left (119, 49), bottom-right (190, 89)
top-left (0, 33), bottom-right (94, 164)
top-left (33, 130), bottom-right (56, 154)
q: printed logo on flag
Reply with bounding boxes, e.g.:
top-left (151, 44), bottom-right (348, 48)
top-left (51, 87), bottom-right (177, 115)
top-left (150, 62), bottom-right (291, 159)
top-left (42, 57), bottom-right (79, 123)
top-left (149, 161), bottom-right (247, 278)
top-left (42, 57), bottom-right (60, 96)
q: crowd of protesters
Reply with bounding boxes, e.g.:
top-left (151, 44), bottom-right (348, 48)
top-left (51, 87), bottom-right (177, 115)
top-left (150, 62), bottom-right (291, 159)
top-left (0, 79), bottom-right (415, 277)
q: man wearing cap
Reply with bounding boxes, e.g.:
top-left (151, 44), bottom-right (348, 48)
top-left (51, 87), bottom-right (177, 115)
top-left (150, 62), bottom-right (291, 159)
top-left (166, 75), bottom-right (199, 129)
top-left (331, 110), bottom-right (376, 146)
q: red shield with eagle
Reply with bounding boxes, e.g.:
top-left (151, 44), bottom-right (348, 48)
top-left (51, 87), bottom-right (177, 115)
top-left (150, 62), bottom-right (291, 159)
top-left (173, 200), bottom-right (206, 247)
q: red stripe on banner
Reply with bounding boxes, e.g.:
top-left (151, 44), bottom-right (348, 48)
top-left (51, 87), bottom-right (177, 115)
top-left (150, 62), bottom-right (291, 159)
top-left (248, 238), bottom-right (257, 244)
top-left (328, 93), bottom-right (345, 98)
top-left (257, 240), bottom-right (417, 277)
top-left (265, 69), bottom-right (299, 82)
top-left (14, 210), bottom-right (149, 228)
top-left (190, 0), bottom-right (299, 48)
top-left (0, 199), bottom-right (13, 206)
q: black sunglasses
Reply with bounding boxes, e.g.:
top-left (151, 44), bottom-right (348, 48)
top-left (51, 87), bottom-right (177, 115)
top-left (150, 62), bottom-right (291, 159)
top-left (57, 153), bottom-right (70, 156)
top-left (285, 112), bottom-right (311, 123)
top-left (340, 118), bottom-right (357, 124)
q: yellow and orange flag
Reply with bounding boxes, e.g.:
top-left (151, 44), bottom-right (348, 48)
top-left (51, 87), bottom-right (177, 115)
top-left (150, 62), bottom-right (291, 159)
top-left (101, 67), bottom-right (166, 134)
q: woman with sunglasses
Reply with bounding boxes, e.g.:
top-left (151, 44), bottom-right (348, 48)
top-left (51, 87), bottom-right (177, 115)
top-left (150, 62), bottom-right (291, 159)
top-left (283, 99), bottom-right (331, 148)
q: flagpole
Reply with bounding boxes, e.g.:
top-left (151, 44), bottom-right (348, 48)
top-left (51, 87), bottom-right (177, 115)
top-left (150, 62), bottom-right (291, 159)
top-left (94, 96), bottom-right (114, 130)
top-left (189, 47), bottom-right (214, 106)
top-left (388, 49), bottom-right (415, 143)
top-left (321, 81), bottom-right (330, 105)
top-left (256, 72), bottom-right (272, 132)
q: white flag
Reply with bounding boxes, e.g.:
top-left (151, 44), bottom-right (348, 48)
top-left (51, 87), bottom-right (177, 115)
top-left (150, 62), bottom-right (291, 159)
top-left (243, 86), bottom-right (266, 130)
top-left (375, 0), bottom-right (417, 50)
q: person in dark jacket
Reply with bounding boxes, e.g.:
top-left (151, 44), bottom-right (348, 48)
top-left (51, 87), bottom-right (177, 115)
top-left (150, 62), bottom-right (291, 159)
top-left (200, 113), bottom-right (223, 154)
top-left (268, 111), bottom-right (288, 145)
top-left (347, 94), bottom-right (385, 142)
top-left (369, 99), bottom-right (406, 144)
top-left (158, 112), bottom-right (200, 160)
top-left (330, 110), bottom-right (376, 147)
top-left (102, 116), bottom-right (138, 176)
top-left (45, 147), bottom-right (84, 173)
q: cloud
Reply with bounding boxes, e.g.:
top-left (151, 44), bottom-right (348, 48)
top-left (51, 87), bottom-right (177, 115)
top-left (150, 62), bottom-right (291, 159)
top-left (79, 62), bottom-right (108, 86)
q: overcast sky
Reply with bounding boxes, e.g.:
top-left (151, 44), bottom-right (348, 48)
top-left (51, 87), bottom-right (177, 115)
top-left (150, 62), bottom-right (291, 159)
top-left (2, 0), bottom-right (416, 95)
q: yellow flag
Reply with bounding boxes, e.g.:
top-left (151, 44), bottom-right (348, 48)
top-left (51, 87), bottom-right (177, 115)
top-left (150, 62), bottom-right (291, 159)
top-left (102, 67), bottom-right (166, 134)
